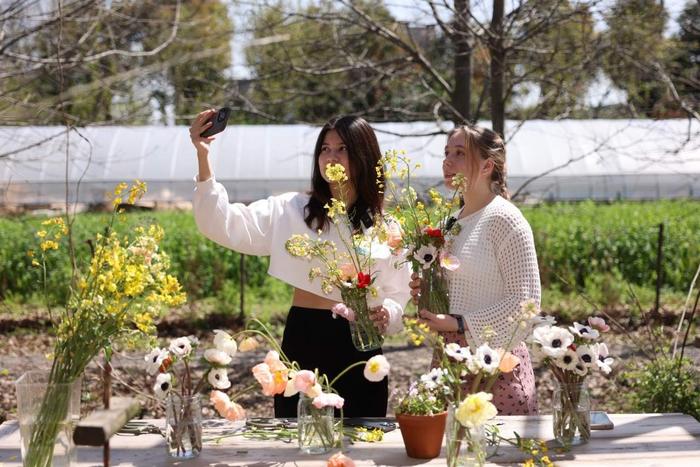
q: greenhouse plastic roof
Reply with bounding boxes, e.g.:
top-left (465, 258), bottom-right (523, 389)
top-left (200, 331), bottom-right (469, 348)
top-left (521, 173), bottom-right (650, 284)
top-left (1, 119), bottom-right (699, 206)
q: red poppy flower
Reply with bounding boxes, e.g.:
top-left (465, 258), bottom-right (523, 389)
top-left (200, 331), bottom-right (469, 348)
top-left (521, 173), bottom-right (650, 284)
top-left (425, 227), bottom-right (443, 238)
top-left (357, 272), bottom-right (371, 289)
top-left (568, 343), bottom-right (577, 351)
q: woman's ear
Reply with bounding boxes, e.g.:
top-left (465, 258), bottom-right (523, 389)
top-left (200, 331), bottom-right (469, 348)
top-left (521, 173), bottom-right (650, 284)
top-left (482, 159), bottom-right (494, 175)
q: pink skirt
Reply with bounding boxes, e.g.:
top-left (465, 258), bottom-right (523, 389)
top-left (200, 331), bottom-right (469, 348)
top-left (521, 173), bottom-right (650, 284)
top-left (432, 331), bottom-right (539, 415)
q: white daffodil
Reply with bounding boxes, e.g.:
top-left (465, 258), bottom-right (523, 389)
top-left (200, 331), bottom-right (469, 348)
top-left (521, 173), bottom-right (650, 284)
top-left (420, 368), bottom-right (446, 390)
top-left (213, 330), bottom-right (238, 357)
top-left (144, 348), bottom-right (169, 375)
top-left (208, 368), bottom-right (231, 389)
top-left (594, 343), bottom-right (614, 374)
top-left (576, 344), bottom-right (598, 369)
top-left (475, 343), bottom-right (501, 374)
top-left (532, 326), bottom-right (574, 358)
top-left (555, 348), bottom-right (579, 372)
top-left (363, 355), bottom-right (390, 382)
top-left (413, 245), bottom-right (438, 269)
top-left (169, 337), bottom-right (193, 358)
top-left (569, 322), bottom-right (600, 340)
top-left (153, 373), bottom-right (172, 399)
top-left (204, 348), bottom-right (232, 366)
top-left (445, 343), bottom-right (471, 362)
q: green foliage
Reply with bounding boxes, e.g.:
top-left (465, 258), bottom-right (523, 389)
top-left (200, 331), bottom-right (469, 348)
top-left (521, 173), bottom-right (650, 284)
top-left (624, 357), bottom-right (700, 421)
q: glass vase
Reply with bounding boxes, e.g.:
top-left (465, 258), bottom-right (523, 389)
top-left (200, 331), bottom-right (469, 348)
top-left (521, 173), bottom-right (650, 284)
top-left (445, 403), bottom-right (487, 467)
top-left (552, 380), bottom-right (591, 447)
top-left (341, 288), bottom-right (384, 352)
top-left (297, 394), bottom-right (335, 454)
top-left (417, 262), bottom-right (450, 315)
top-left (165, 393), bottom-right (203, 459)
top-left (15, 370), bottom-right (82, 467)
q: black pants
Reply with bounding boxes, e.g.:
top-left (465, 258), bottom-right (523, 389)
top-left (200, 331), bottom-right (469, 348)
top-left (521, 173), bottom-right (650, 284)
top-left (273, 306), bottom-right (389, 418)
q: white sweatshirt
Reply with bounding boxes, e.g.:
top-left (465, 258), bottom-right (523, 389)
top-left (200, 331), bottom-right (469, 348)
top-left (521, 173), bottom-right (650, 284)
top-left (448, 195), bottom-right (541, 349)
top-left (193, 177), bottom-right (411, 334)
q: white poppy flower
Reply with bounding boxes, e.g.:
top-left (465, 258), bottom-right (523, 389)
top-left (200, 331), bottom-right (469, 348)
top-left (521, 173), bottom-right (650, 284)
top-left (413, 245), bottom-right (438, 269)
top-left (213, 330), bottom-right (237, 357)
top-left (569, 322), bottom-right (600, 340)
top-left (576, 344), bottom-right (598, 369)
top-left (363, 355), bottom-right (390, 382)
top-left (153, 373), bottom-right (172, 399)
top-left (204, 348), bottom-right (232, 366)
top-left (208, 368), bottom-right (231, 389)
top-left (555, 348), bottom-right (579, 372)
top-left (532, 326), bottom-right (574, 358)
top-left (475, 343), bottom-right (501, 374)
top-left (169, 337), bottom-right (192, 358)
top-left (144, 348), bottom-right (169, 375)
top-left (594, 343), bottom-right (614, 374)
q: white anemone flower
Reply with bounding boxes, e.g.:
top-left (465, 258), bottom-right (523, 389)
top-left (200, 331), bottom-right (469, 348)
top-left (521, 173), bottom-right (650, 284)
top-left (413, 245), bottom-right (438, 269)
top-left (532, 326), bottom-right (574, 358)
top-left (474, 343), bottom-right (501, 374)
top-left (169, 337), bottom-right (193, 358)
top-left (594, 343), bottom-right (614, 374)
top-left (532, 315), bottom-right (557, 328)
top-left (144, 348), bottom-right (169, 375)
top-left (208, 368), bottom-right (231, 389)
top-left (153, 373), bottom-right (172, 399)
top-left (576, 344), bottom-right (598, 369)
top-left (555, 348), bottom-right (579, 372)
top-left (569, 322), bottom-right (600, 340)
top-left (213, 330), bottom-right (238, 356)
top-left (204, 348), bottom-right (232, 366)
top-left (445, 343), bottom-right (471, 362)
top-left (420, 368), bottom-right (446, 390)
top-left (574, 362), bottom-right (588, 377)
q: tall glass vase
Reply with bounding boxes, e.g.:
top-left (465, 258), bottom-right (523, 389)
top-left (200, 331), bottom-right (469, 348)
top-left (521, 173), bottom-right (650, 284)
top-left (15, 371), bottom-right (82, 467)
top-left (552, 380), bottom-right (591, 447)
top-left (341, 287), bottom-right (384, 352)
top-left (445, 403), bottom-right (487, 467)
top-left (417, 262), bottom-right (450, 315)
top-left (165, 393), bottom-right (202, 459)
top-left (297, 394), bottom-right (335, 454)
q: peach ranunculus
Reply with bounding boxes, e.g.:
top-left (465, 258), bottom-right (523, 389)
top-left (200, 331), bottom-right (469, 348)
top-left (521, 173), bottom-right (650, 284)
top-left (239, 337), bottom-right (259, 352)
top-left (294, 369), bottom-right (317, 395)
top-left (312, 392), bottom-right (345, 409)
top-left (225, 401), bottom-right (247, 421)
top-left (252, 355), bottom-right (289, 397)
top-left (327, 452), bottom-right (356, 467)
top-left (385, 222), bottom-right (403, 249)
top-left (498, 351), bottom-right (521, 373)
top-left (210, 390), bottom-right (247, 421)
top-left (338, 262), bottom-right (357, 281)
top-left (264, 350), bottom-right (287, 372)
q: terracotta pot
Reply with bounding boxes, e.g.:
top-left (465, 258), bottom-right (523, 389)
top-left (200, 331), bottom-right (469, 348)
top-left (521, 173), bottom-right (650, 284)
top-left (396, 411), bottom-right (448, 459)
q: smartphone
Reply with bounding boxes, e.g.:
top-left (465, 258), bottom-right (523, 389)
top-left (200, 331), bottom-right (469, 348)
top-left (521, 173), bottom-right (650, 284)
top-left (200, 107), bottom-right (231, 137)
top-left (590, 411), bottom-right (614, 430)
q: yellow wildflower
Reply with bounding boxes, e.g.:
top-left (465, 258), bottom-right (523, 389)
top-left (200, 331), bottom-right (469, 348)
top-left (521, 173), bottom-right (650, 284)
top-left (324, 198), bottom-right (346, 219)
top-left (36, 230), bottom-right (47, 238)
top-left (40, 240), bottom-right (59, 251)
top-left (325, 163), bottom-right (348, 183)
top-left (114, 182), bottom-right (128, 196)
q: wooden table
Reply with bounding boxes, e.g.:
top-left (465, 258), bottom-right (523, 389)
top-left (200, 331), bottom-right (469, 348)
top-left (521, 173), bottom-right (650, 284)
top-left (1, 413), bottom-right (699, 466)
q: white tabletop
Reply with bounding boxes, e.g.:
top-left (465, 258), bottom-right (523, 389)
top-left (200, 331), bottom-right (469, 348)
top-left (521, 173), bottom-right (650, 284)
top-left (1, 413), bottom-right (699, 466)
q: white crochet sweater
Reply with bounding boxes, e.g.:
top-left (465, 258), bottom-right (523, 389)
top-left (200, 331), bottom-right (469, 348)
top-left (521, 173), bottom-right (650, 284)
top-left (447, 195), bottom-right (541, 349)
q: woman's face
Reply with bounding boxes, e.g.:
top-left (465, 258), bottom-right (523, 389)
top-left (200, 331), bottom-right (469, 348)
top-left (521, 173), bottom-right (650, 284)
top-left (318, 130), bottom-right (351, 184)
top-left (443, 130), bottom-right (490, 192)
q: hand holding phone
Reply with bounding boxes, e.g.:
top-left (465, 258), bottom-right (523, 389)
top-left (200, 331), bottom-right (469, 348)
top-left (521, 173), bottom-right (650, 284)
top-left (200, 107), bottom-right (231, 137)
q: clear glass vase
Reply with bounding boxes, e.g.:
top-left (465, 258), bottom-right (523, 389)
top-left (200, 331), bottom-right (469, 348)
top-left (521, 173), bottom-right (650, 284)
top-left (165, 393), bottom-right (203, 459)
top-left (15, 371), bottom-right (82, 467)
top-left (552, 380), bottom-right (591, 447)
top-left (297, 394), bottom-right (335, 454)
top-left (417, 262), bottom-right (450, 315)
top-left (341, 288), bottom-right (384, 352)
top-left (445, 403), bottom-right (487, 467)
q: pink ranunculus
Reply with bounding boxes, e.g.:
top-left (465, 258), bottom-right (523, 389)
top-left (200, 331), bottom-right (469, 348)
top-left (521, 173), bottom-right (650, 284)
top-left (294, 370), bottom-right (317, 394)
top-left (386, 222), bottom-right (403, 249)
top-left (588, 316), bottom-right (610, 332)
top-left (327, 452), bottom-right (356, 467)
top-left (224, 401), bottom-right (247, 421)
top-left (313, 392), bottom-right (345, 409)
top-left (338, 262), bottom-right (357, 281)
top-left (331, 303), bottom-right (356, 322)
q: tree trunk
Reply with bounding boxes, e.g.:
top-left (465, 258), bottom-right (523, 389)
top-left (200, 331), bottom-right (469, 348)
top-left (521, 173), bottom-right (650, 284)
top-left (489, 0), bottom-right (505, 137)
top-left (452, 0), bottom-right (472, 124)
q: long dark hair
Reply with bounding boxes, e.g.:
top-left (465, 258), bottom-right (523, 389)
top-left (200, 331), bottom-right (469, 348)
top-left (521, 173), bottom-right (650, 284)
top-left (305, 116), bottom-right (385, 231)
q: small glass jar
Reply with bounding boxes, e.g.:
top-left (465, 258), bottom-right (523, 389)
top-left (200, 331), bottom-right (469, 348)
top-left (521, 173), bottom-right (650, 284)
top-left (418, 262), bottom-right (450, 315)
top-left (552, 380), bottom-right (591, 447)
top-left (297, 394), bottom-right (335, 454)
top-left (445, 403), bottom-right (487, 467)
top-left (342, 288), bottom-right (384, 352)
top-left (165, 393), bottom-right (203, 459)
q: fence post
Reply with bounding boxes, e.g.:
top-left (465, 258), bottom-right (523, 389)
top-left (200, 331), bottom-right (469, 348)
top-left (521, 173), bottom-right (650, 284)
top-left (655, 223), bottom-right (664, 315)
top-left (239, 254), bottom-right (245, 321)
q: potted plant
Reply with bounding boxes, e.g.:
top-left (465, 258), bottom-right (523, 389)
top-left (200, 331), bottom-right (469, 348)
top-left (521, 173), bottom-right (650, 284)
top-left (394, 369), bottom-right (449, 459)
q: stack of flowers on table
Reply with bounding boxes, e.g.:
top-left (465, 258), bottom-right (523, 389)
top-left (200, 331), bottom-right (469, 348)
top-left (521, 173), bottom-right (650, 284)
top-left (145, 330), bottom-right (256, 458)
top-left (285, 163), bottom-right (397, 352)
top-left (530, 315), bottom-right (614, 447)
top-left (379, 149), bottom-right (463, 315)
top-left (403, 300), bottom-right (552, 467)
top-left (20, 181), bottom-right (187, 467)
top-left (244, 320), bottom-right (391, 454)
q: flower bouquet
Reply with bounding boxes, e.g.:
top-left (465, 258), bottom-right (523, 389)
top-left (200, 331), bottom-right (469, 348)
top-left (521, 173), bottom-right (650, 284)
top-left (530, 316), bottom-right (614, 447)
top-left (145, 330), bottom-right (253, 458)
top-left (20, 181), bottom-right (186, 467)
top-left (379, 150), bottom-right (463, 315)
top-left (286, 163), bottom-right (394, 351)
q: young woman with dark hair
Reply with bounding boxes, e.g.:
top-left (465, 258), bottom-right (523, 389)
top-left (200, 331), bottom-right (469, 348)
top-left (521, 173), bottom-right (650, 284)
top-left (189, 112), bottom-right (411, 417)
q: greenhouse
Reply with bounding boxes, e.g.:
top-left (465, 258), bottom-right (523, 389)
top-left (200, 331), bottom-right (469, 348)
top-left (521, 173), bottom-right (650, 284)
top-left (1, 119), bottom-right (698, 208)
